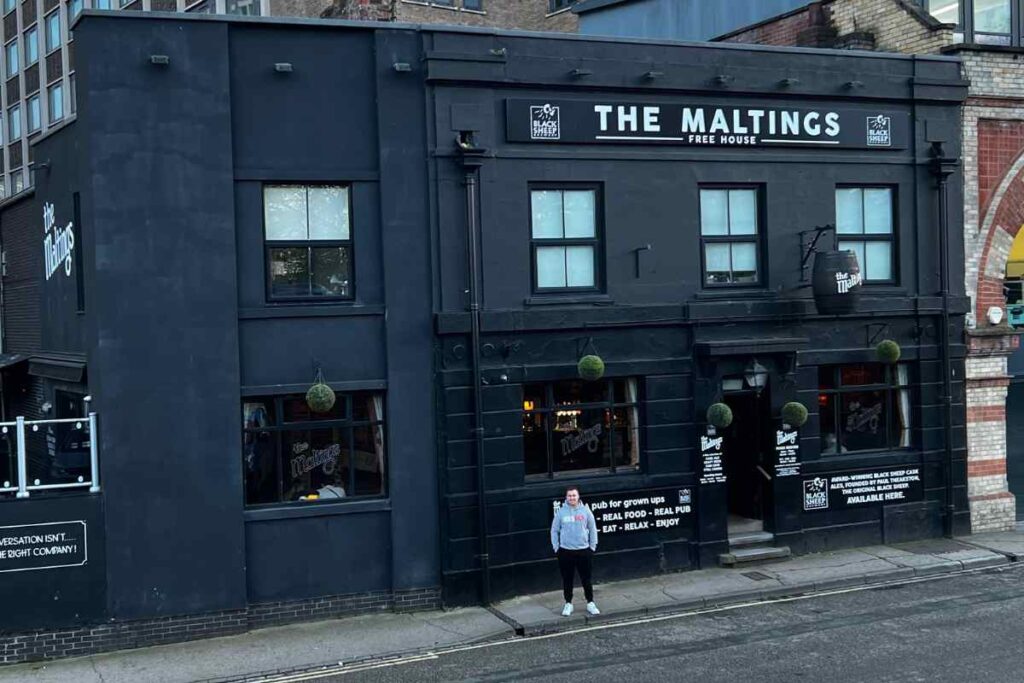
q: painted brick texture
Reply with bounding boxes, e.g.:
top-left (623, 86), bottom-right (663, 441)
top-left (323, 0), bottom-right (578, 31)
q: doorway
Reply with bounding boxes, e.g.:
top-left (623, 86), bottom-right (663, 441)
top-left (722, 383), bottom-right (772, 535)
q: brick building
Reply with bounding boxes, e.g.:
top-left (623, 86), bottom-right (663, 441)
top-left (718, 0), bottom-right (1023, 532)
top-left (321, 0), bottom-right (579, 31)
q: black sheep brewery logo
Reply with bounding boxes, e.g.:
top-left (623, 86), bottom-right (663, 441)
top-left (530, 103), bottom-right (560, 140)
top-left (866, 115), bottom-right (892, 147)
top-left (803, 477), bottom-right (829, 511)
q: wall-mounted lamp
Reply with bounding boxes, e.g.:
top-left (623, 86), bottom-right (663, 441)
top-left (40, 401), bottom-right (52, 415)
top-left (844, 80), bottom-right (864, 90)
top-left (570, 68), bottom-right (593, 78)
top-left (393, 62), bottom-right (412, 73)
top-left (149, 54), bottom-right (170, 66)
top-left (712, 74), bottom-right (734, 87)
top-left (643, 70), bottom-right (664, 81)
top-left (744, 359), bottom-right (769, 395)
top-left (274, 62), bottom-right (293, 73)
top-left (779, 78), bottom-right (801, 88)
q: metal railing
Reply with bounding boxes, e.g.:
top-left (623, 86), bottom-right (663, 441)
top-left (0, 413), bottom-right (100, 498)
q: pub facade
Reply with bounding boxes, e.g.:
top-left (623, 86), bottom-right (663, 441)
top-left (0, 11), bottom-right (969, 660)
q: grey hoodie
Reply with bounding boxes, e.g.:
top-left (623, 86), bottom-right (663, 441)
top-left (550, 499), bottom-right (598, 552)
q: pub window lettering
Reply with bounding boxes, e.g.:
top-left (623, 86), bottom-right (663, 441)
top-left (530, 186), bottom-right (602, 293)
top-left (243, 392), bottom-right (386, 506)
top-left (522, 378), bottom-right (640, 478)
top-left (835, 186), bottom-right (895, 283)
top-left (263, 184), bottom-right (354, 301)
top-left (699, 187), bottom-right (762, 286)
top-left (818, 364), bottom-right (911, 455)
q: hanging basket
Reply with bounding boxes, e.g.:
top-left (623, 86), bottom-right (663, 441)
top-left (876, 339), bottom-right (901, 364)
top-left (706, 402), bottom-right (733, 429)
top-left (306, 366), bottom-right (336, 414)
top-left (781, 401), bottom-right (809, 428)
top-left (577, 354), bottom-right (606, 382)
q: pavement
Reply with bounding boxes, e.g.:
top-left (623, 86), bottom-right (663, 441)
top-left (3, 526), bottom-right (1023, 683)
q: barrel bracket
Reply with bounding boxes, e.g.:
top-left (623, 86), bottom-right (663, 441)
top-left (799, 224), bottom-right (836, 282)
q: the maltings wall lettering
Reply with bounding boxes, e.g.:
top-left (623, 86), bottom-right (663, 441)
top-left (507, 99), bottom-right (910, 150)
top-left (42, 202), bottom-right (75, 281)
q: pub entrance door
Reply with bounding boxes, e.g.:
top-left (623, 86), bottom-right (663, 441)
top-left (722, 382), bottom-right (773, 536)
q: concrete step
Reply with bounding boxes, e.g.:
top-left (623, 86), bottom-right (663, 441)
top-left (718, 546), bottom-right (792, 567)
top-left (728, 531), bottom-right (775, 550)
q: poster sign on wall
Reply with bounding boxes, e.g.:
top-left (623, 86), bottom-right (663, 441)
top-left (553, 488), bottom-right (692, 535)
top-left (699, 426), bottom-right (726, 485)
top-left (774, 423), bottom-right (801, 478)
top-left (42, 202), bottom-right (75, 281)
top-left (507, 99), bottom-right (910, 150)
top-left (803, 467), bottom-right (922, 511)
top-left (0, 521), bottom-right (87, 573)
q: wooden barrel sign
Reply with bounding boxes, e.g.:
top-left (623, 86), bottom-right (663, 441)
top-left (812, 250), bottom-right (862, 314)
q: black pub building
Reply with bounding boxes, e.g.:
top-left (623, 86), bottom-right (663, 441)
top-left (0, 10), bottom-right (969, 660)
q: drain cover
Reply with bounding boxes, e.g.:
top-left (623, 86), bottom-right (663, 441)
top-left (742, 571), bottom-right (772, 581)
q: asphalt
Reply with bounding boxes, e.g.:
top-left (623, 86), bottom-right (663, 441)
top-left (2, 526), bottom-right (1022, 683)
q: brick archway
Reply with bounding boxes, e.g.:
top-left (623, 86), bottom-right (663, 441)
top-left (974, 137), bottom-right (1024, 322)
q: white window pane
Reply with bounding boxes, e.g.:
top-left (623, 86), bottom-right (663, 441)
top-left (536, 246), bottom-right (567, 288)
top-left (728, 190), bottom-right (757, 235)
top-left (731, 242), bottom-right (757, 281)
top-left (531, 190), bottom-right (563, 238)
top-left (705, 243), bottom-right (730, 273)
top-left (865, 242), bottom-right (892, 280)
top-left (563, 190), bottom-right (596, 238)
top-left (565, 246), bottom-right (595, 287)
top-left (838, 241), bottom-right (866, 275)
top-left (975, 0), bottom-right (1010, 33)
top-left (836, 188), bottom-right (863, 234)
top-left (264, 186), bottom-right (308, 240)
top-left (863, 188), bottom-right (892, 234)
top-left (308, 186), bottom-right (349, 240)
top-left (700, 190), bottom-right (728, 236)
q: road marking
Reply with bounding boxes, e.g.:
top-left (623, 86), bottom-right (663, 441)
top-left (239, 562), bottom-right (1021, 682)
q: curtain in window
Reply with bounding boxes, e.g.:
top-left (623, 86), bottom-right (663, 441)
top-left (896, 364), bottom-right (911, 448)
top-left (626, 379), bottom-right (640, 466)
top-left (371, 394), bottom-right (386, 481)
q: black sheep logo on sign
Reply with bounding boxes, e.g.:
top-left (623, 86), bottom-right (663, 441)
top-left (530, 103), bottom-right (561, 140)
top-left (866, 115), bottom-right (891, 146)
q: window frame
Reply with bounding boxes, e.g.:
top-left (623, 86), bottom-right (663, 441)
top-left (5, 39), bottom-right (18, 78)
top-left (26, 94), bottom-right (40, 133)
top-left (44, 11), bottom-right (60, 54)
top-left (241, 392), bottom-right (387, 508)
top-left (922, 0), bottom-right (1024, 44)
top-left (528, 183), bottom-right (604, 295)
top-left (698, 184), bottom-right (765, 289)
top-left (24, 27), bottom-right (37, 67)
top-left (522, 377), bottom-right (641, 481)
top-left (835, 184), bottom-right (898, 285)
top-left (818, 364), bottom-right (912, 456)
top-left (262, 183), bottom-right (356, 303)
top-left (48, 82), bottom-right (63, 123)
top-left (8, 104), bottom-right (20, 140)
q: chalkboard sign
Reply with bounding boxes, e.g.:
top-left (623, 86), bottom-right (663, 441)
top-left (699, 426), bottom-right (726, 485)
top-left (0, 521), bottom-right (87, 573)
top-left (774, 423), bottom-right (801, 478)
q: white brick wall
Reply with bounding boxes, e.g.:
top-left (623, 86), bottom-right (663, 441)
top-left (966, 354), bottom-right (1008, 379)
top-left (966, 420), bottom-right (1006, 459)
top-left (971, 496), bottom-right (1017, 532)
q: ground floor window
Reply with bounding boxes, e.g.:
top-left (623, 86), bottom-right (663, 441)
top-left (819, 364), bottom-right (910, 454)
top-left (243, 391), bottom-right (385, 506)
top-left (522, 378), bottom-right (640, 478)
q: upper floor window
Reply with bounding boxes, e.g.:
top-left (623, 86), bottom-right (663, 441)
top-left (263, 184), bottom-right (353, 301)
top-left (836, 187), bottom-right (895, 283)
top-left (243, 392), bottom-right (386, 506)
top-left (48, 83), bottom-right (63, 123)
top-left (95, 0), bottom-right (112, 8)
top-left (27, 94), bottom-right (40, 133)
top-left (549, 0), bottom-right (575, 11)
top-left (5, 40), bottom-right (18, 78)
top-left (69, 0), bottom-right (83, 19)
top-left (225, 0), bottom-right (261, 15)
top-left (699, 187), bottom-right (761, 287)
top-left (7, 104), bottom-right (20, 140)
top-left (24, 27), bottom-right (37, 66)
top-left (463, 0), bottom-right (483, 9)
top-left (45, 12), bottom-right (61, 53)
top-left (819, 364), bottom-right (911, 455)
top-left (530, 186), bottom-right (601, 293)
top-left (923, 0), bottom-right (1017, 44)
top-left (2, 0), bottom-right (14, 14)
top-left (523, 378), bottom-right (640, 479)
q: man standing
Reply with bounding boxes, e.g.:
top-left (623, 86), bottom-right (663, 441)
top-left (550, 486), bottom-right (599, 617)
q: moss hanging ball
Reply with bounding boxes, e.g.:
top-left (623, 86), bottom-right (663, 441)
top-left (577, 354), bottom-right (606, 382)
top-left (706, 402), bottom-right (734, 429)
top-left (306, 382), bottom-right (337, 414)
top-left (876, 339), bottom-right (901, 364)
top-left (781, 401), bottom-right (809, 428)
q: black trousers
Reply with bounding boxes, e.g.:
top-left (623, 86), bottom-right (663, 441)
top-left (557, 548), bottom-right (594, 603)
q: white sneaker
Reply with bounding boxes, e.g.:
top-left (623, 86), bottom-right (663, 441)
top-left (586, 602), bottom-right (600, 615)
top-left (561, 602), bottom-right (573, 617)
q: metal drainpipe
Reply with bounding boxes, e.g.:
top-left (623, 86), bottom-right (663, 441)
top-left (931, 141), bottom-right (958, 538)
top-left (457, 134), bottom-right (491, 605)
